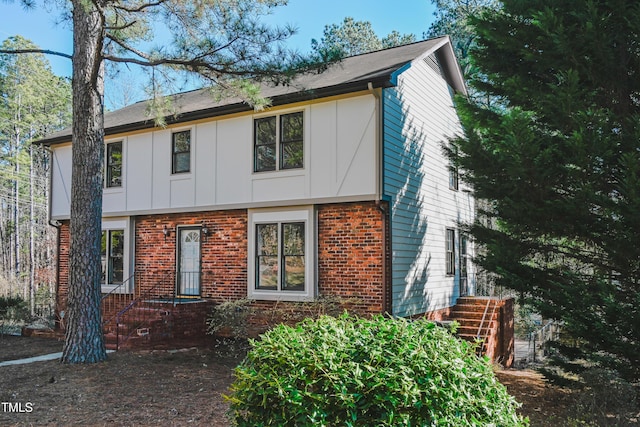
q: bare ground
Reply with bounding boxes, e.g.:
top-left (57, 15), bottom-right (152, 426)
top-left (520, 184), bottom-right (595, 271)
top-left (0, 334), bottom-right (632, 426)
top-left (0, 335), bottom-right (238, 426)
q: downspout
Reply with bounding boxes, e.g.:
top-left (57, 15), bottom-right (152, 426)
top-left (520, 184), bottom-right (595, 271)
top-left (43, 145), bottom-right (63, 330)
top-left (368, 82), bottom-right (392, 315)
top-left (368, 82), bottom-right (383, 202)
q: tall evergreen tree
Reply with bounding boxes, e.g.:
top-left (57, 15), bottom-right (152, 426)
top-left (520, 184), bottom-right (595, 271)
top-left (0, 36), bottom-right (71, 313)
top-left (1, 0), bottom-right (337, 364)
top-left (311, 17), bottom-right (416, 58)
top-left (452, 0), bottom-right (640, 382)
top-left (426, 0), bottom-right (500, 77)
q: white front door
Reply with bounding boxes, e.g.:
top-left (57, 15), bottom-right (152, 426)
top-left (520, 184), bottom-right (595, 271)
top-left (178, 227), bottom-right (201, 296)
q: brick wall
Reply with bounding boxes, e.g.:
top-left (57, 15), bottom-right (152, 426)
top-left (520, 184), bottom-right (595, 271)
top-left (55, 202), bottom-right (390, 334)
top-left (317, 202), bottom-right (387, 315)
top-left (134, 210), bottom-right (248, 302)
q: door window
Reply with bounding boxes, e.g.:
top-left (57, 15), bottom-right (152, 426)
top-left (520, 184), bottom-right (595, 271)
top-left (178, 228), bottom-right (201, 296)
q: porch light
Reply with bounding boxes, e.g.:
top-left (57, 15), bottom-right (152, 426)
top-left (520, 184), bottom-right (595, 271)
top-left (201, 223), bottom-right (209, 240)
top-left (162, 225), bottom-right (171, 240)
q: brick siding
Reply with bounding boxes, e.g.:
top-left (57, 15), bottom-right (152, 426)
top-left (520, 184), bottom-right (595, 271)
top-left (55, 202), bottom-right (390, 334)
top-left (134, 210), bottom-right (248, 301)
top-left (317, 202), bottom-right (387, 315)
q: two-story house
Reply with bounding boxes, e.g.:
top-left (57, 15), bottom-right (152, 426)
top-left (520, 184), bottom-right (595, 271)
top-left (39, 37), bottom-right (485, 349)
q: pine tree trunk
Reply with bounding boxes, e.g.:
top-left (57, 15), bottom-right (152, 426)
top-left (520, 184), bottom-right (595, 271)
top-left (29, 145), bottom-right (35, 316)
top-left (12, 110), bottom-right (19, 295)
top-left (61, 0), bottom-right (107, 364)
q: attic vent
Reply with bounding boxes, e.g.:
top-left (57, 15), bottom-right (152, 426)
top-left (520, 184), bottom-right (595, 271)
top-left (424, 54), bottom-right (444, 77)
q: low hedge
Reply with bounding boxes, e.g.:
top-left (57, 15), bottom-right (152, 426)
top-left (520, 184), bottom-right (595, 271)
top-left (227, 314), bottom-right (527, 426)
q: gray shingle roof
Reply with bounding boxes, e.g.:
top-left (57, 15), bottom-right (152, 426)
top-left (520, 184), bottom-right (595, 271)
top-left (39, 37), bottom-right (464, 145)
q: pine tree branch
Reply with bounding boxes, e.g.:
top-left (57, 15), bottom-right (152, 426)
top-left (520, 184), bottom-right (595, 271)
top-left (103, 35), bottom-right (280, 78)
top-left (0, 49), bottom-right (73, 60)
top-left (102, 52), bottom-right (268, 78)
top-left (105, 20), bottom-right (140, 31)
top-left (111, 0), bottom-right (168, 13)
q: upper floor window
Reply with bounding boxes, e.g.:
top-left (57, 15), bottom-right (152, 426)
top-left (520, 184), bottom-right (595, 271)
top-left (449, 145), bottom-right (459, 191)
top-left (172, 130), bottom-right (191, 174)
top-left (254, 112), bottom-right (303, 172)
top-left (105, 141), bottom-right (122, 188)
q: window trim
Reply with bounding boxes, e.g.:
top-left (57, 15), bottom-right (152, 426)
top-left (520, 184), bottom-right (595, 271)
top-left (171, 129), bottom-right (192, 175)
top-left (101, 218), bottom-right (132, 294)
top-left (248, 207), bottom-right (315, 301)
top-left (459, 233), bottom-right (468, 296)
top-left (253, 111), bottom-right (305, 173)
top-left (445, 228), bottom-right (456, 276)
top-left (102, 229), bottom-right (124, 285)
top-left (105, 140), bottom-right (123, 189)
top-left (175, 225), bottom-right (202, 297)
top-left (448, 145), bottom-right (459, 191)
top-left (254, 116), bottom-right (277, 173)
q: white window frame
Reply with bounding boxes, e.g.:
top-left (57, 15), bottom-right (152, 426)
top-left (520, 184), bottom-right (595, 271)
top-left (248, 206), bottom-right (315, 301)
top-left (253, 110), bottom-right (305, 173)
top-left (104, 139), bottom-right (124, 190)
top-left (168, 126), bottom-right (195, 182)
top-left (445, 228), bottom-right (456, 276)
top-left (171, 129), bottom-right (192, 175)
top-left (101, 218), bottom-right (133, 294)
top-left (448, 145), bottom-right (459, 191)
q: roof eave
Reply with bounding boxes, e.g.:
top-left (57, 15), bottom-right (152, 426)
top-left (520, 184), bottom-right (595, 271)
top-left (35, 75), bottom-right (394, 146)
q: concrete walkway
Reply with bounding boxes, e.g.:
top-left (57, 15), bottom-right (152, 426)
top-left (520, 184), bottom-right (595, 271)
top-left (0, 350), bottom-right (114, 367)
top-left (0, 352), bottom-right (63, 367)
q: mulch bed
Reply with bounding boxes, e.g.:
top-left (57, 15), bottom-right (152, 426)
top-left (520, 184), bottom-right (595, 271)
top-left (0, 334), bottom-right (240, 426)
top-left (2, 333), bottom-right (634, 426)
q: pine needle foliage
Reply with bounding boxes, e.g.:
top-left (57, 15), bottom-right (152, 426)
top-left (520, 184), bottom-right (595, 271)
top-left (450, 0), bottom-right (640, 382)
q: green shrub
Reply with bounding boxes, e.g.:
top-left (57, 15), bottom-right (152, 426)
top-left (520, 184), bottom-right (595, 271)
top-left (0, 295), bottom-right (28, 322)
top-left (227, 314), bottom-right (528, 426)
top-left (207, 298), bottom-right (252, 338)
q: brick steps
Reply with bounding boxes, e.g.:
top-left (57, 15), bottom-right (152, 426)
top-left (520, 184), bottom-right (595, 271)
top-left (446, 297), bottom-right (513, 366)
top-left (102, 299), bottom-right (216, 350)
top-left (455, 325), bottom-right (496, 337)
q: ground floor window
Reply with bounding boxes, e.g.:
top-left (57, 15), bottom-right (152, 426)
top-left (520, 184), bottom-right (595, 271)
top-left (101, 229), bottom-right (124, 285)
top-left (445, 228), bottom-right (456, 276)
top-left (100, 218), bottom-right (131, 293)
top-left (459, 233), bottom-right (468, 296)
top-left (256, 222), bottom-right (305, 291)
top-left (249, 207), bottom-right (315, 301)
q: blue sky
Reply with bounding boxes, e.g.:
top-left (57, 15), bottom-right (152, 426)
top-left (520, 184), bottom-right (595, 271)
top-left (1, 0), bottom-right (437, 77)
top-left (1, 0), bottom-right (437, 107)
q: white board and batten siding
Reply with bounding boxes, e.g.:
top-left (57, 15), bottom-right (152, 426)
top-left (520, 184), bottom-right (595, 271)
top-left (384, 55), bottom-right (475, 318)
top-left (49, 94), bottom-right (378, 219)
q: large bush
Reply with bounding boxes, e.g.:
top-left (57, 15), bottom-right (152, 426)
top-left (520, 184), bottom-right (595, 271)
top-left (227, 314), bottom-right (527, 426)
